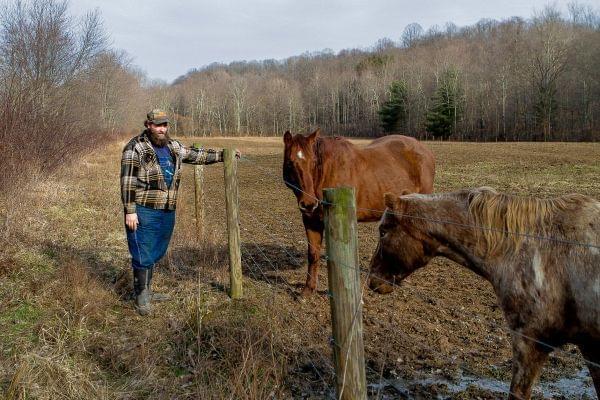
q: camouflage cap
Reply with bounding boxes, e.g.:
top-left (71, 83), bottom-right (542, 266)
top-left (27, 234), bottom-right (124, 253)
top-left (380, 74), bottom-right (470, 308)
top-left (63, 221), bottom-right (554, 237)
top-left (146, 109), bottom-right (169, 125)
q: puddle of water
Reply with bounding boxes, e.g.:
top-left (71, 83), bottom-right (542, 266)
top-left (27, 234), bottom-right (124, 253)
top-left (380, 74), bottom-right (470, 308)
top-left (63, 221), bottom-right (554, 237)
top-left (543, 368), bottom-right (596, 398)
top-left (369, 368), bottom-right (596, 399)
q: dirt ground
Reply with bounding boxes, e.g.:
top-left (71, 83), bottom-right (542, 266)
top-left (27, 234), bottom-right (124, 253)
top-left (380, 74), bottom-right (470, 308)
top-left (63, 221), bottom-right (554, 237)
top-left (1, 137), bottom-right (598, 399)
top-left (174, 138), bottom-right (599, 399)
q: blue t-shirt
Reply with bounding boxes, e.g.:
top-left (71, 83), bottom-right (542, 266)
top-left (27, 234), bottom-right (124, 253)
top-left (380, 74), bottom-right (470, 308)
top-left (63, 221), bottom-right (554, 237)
top-left (152, 144), bottom-right (175, 188)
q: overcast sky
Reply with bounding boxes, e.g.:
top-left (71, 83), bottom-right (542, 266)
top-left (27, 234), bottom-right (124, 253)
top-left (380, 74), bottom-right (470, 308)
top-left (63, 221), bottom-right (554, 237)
top-left (70, 0), bottom-right (584, 83)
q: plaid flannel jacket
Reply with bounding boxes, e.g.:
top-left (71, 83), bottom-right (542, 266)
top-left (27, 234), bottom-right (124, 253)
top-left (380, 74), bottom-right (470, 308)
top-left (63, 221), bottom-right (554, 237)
top-left (121, 131), bottom-right (223, 214)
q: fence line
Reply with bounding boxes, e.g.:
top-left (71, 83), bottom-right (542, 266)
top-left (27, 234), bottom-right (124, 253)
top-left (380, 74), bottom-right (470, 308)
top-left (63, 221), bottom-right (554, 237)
top-left (239, 196), bottom-right (600, 371)
top-left (240, 242), bottom-right (333, 386)
top-left (242, 238), bottom-right (337, 387)
top-left (240, 213), bottom-right (420, 397)
top-left (239, 211), bottom-right (532, 399)
top-left (239, 212), bottom-right (598, 399)
top-left (229, 154), bottom-right (598, 397)
top-left (239, 153), bottom-right (600, 367)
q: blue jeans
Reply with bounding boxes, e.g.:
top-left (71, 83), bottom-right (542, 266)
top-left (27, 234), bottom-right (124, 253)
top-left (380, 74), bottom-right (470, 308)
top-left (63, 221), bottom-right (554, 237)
top-left (126, 205), bottom-right (176, 270)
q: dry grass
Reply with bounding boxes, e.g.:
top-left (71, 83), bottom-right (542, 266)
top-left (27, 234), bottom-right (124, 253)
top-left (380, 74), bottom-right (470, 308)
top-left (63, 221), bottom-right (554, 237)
top-left (0, 137), bottom-right (598, 399)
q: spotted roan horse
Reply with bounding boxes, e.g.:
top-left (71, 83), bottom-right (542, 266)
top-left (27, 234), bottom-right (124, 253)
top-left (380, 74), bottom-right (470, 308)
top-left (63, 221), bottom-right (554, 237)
top-left (369, 187), bottom-right (600, 400)
top-left (282, 128), bottom-right (435, 297)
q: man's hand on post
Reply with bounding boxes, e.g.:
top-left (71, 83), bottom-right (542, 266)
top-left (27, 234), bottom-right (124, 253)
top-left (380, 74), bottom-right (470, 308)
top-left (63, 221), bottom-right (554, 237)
top-left (125, 213), bottom-right (139, 231)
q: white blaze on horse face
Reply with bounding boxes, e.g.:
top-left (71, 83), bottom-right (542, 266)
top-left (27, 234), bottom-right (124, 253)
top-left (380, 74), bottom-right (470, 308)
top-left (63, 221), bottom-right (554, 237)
top-left (297, 150), bottom-right (304, 160)
top-left (532, 249), bottom-right (545, 289)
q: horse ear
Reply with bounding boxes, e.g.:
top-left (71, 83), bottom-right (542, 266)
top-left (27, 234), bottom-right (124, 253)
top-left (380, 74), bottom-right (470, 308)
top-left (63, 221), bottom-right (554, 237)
top-left (283, 131), bottom-right (292, 144)
top-left (384, 192), bottom-right (408, 214)
top-left (308, 128), bottom-right (320, 142)
top-left (384, 192), bottom-right (399, 209)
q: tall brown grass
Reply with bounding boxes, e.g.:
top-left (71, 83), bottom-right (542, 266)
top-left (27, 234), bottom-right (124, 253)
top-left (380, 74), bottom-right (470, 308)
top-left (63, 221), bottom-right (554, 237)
top-left (0, 169), bottom-right (292, 399)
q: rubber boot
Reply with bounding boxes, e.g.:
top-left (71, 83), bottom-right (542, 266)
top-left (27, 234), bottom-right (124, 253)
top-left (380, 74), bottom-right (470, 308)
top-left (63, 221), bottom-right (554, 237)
top-left (148, 268), bottom-right (171, 302)
top-left (133, 268), bottom-right (152, 316)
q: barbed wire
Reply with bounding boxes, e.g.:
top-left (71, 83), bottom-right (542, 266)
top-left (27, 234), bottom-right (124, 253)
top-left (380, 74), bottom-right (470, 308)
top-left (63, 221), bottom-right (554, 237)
top-left (238, 212), bottom-right (531, 399)
top-left (237, 185), bottom-right (600, 371)
top-left (230, 153), bottom-right (599, 397)
top-left (239, 206), bottom-right (418, 397)
top-left (238, 216), bottom-right (335, 385)
top-left (239, 211), bottom-right (600, 399)
top-left (239, 212), bottom-right (419, 398)
top-left (240, 243), bottom-right (334, 387)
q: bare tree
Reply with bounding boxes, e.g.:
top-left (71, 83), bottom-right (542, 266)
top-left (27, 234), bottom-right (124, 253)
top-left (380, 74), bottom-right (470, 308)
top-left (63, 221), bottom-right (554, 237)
top-left (401, 23), bottom-right (423, 48)
top-left (146, 6), bottom-right (599, 141)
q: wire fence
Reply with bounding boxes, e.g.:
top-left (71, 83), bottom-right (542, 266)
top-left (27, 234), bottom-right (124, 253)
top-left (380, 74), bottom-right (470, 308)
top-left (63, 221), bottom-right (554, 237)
top-left (207, 153), bottom-right (599, 399)
top-left (240, 154), bottom-right (600, 361)
top-left (239, 210), bottom-right (596, 400)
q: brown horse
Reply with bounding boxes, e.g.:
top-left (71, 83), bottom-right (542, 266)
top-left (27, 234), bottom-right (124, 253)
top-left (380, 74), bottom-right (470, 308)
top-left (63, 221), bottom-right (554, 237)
top-left (369, 187), bottom-right (600, 400)
top-left (283, 128), bottom-right (435, 296)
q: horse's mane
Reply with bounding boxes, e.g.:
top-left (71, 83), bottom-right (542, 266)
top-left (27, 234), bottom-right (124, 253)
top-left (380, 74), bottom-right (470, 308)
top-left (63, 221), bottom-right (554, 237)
top-left (316, 136), bottom-right (355, 153)
top-left (467, 187), bottom-right (591, 255)
top-left (314, 136), bottom-right (355, 173)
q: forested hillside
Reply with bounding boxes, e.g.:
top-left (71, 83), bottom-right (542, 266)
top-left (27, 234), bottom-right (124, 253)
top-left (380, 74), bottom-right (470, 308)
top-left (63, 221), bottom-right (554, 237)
top-left (156, 4), bottom-right (600, 141)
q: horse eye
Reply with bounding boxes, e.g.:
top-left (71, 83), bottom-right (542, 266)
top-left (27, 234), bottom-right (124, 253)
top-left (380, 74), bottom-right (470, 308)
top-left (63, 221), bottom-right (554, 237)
top-left (285, 162), bottom-right (296, 174)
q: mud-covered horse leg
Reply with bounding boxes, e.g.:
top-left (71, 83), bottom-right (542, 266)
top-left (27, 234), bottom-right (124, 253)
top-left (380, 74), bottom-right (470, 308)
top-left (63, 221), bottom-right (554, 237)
top-left (300, 215), bottom-right (324, 297)
top-left (508, 334), bottom-right (549, 400)
top-left (579, 342), bottom-right (600, 397)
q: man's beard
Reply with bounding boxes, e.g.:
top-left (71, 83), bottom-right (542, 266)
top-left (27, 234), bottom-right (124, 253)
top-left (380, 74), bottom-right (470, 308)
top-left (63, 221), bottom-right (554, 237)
top-left (148, 130), bottom-right (170, 147)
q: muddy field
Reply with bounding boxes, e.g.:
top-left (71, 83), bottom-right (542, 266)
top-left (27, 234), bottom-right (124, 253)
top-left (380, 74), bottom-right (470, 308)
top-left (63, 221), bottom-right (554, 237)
top-left (2, 137), bottom-right (598, 399)
top-left (173, 138), bottom-right (599, 399)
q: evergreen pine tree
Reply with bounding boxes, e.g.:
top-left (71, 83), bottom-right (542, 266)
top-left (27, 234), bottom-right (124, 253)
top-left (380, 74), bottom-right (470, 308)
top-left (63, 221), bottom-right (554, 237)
top-left (426, 67), bottom-right (463, 139)
top-left (378, 80), bottom-right (408, 133)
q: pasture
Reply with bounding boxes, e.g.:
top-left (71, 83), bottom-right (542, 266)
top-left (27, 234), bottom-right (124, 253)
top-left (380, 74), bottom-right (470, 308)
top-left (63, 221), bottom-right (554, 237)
top-left (1, 138), bottom-right (598, 399)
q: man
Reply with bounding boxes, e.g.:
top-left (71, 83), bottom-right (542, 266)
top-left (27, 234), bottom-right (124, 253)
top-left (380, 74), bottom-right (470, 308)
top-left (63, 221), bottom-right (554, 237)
top-left (121, 109), bottom-right (239, 316)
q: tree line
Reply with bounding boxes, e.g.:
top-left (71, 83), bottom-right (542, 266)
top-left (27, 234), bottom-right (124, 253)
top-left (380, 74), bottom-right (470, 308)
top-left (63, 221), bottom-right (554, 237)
top-left (158, 3), bottom-right (599, 142)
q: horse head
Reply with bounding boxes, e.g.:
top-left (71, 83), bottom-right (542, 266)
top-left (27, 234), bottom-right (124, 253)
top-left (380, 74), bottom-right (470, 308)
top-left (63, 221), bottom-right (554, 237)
top-left (283, 128), bottom-right (322, 215)
top-left (369, 192), bottom-right (434, 294)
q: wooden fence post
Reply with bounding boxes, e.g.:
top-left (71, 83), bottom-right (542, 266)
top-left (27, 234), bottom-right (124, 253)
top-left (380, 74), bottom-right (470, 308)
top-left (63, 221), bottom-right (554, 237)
top-left (323, 187), bottom-right (367, 400)
top-left (193, 143), bottom-right (204, 241)
top-left (223, 148), bottom-right (243, 299)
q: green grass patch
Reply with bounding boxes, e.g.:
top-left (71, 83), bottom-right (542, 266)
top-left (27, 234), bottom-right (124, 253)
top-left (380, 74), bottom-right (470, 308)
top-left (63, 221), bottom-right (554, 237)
top-left (0, 301), bottom-right (42, 349)
top-left (13, 249), bottom-right (56, 275)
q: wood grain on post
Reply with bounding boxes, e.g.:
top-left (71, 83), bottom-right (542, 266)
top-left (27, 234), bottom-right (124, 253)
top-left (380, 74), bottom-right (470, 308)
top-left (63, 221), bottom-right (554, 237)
top-left (193, 143), bottom-right (204, 241)
top-left (323, 187), bottom-right (367, 400)
top-left (223, 148), bottom-right (243, 299)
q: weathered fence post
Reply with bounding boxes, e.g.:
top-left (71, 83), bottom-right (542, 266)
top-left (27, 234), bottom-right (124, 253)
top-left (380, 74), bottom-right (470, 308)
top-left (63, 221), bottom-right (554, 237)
top-left (223, 148), bottom-right (243, 299)
top-left (193, 143), bottom-right (204, 241)
top-left (323, 187), bottom-right (367, 400)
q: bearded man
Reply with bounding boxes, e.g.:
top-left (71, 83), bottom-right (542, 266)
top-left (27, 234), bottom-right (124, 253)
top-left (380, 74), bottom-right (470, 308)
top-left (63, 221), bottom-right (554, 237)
top-left (120, 109), bottom-right (239, 315)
